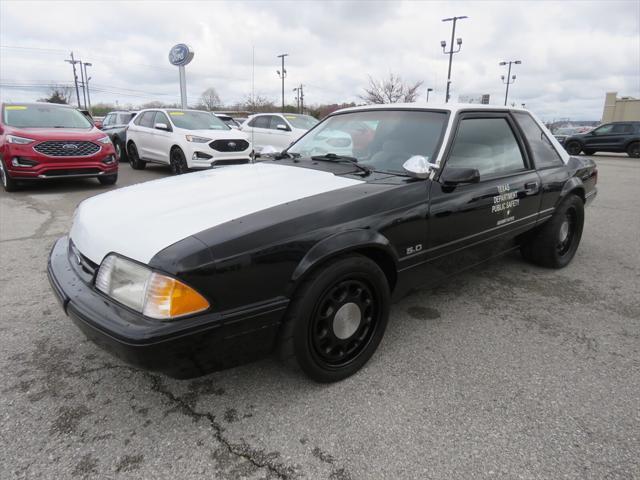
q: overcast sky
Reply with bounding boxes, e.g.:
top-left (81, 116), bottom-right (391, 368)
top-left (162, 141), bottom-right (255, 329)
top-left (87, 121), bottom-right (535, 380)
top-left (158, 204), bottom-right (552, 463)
top-left (1, 0), bottom-right (638, 121)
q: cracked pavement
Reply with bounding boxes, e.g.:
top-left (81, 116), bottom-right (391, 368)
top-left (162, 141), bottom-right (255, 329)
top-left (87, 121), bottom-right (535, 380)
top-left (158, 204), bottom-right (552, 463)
top-left (1, 157), bottom-right (639, 479)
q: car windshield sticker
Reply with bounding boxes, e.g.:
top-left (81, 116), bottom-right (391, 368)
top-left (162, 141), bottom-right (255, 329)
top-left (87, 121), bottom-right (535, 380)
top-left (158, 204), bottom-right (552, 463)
top-left (492, 184), bottom-right (519, 225)
top-left (169, 112), bottom-right (184, 116)
top-left (5, 106), bottom-right (27, 110)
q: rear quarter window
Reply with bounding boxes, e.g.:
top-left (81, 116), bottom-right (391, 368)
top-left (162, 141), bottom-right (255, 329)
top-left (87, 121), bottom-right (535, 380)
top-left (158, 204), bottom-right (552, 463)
top-left (513, 112), bottom-right (564, 169)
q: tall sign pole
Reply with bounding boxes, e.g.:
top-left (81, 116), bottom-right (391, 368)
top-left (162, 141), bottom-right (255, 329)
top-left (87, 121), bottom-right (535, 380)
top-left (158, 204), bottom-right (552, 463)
top-left (169, 44), bottom-right (195, 109)
top-left (65, 52), bottom-right (82, 108)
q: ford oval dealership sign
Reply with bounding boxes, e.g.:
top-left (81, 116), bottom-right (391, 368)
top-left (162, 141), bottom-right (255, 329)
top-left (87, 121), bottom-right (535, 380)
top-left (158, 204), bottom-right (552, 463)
top-left (168, 43), bottom-right (194, 66)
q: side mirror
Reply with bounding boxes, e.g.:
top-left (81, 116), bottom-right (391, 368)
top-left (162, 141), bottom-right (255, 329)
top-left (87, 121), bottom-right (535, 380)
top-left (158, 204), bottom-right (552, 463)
top-left (440, 167), bottom-right (480, 186)
top-left (402, 155), bottom-right (438, 179)
top-left (154, 122), bottom-right (170, 131)
top-left (276, 124), bottom-right (289, 131)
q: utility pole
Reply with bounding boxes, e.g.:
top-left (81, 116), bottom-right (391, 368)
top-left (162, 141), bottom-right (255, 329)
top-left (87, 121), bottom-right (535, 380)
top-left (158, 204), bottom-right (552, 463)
top-left (299, 84), bottom-right (304, 114)
top-left (293, 87), bottom-right (300, 113)
top-left (79, 60), bottom-right (87, 109)
top-left (276, 53), bottom-right (288, 113)
top-left (83, 62), bottom-right (93, 114)
top-left (65, 52), bottom-right (81, 108)
top-left (426, 87), bottom-right (433, 103)
top-left (441, 15), bottom-right (468, 103)
top-left (500, 60), bottom-right (521, 106)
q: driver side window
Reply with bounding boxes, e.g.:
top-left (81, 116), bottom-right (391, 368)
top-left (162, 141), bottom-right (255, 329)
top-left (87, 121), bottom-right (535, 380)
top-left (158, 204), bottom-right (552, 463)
top-left (446, 117), bottom-right (526, 178)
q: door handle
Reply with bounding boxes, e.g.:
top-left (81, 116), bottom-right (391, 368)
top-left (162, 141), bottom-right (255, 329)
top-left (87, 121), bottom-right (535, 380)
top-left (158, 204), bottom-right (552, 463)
top-left (524, 181), bottom-right (539, 194)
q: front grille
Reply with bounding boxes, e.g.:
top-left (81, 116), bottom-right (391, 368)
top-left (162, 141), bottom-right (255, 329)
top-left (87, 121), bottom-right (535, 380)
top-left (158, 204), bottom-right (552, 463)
top-left (40, 168), bottom-right (101, 177)
top-left (34, 141), bottom-right (100, 157)
top-left (69, 241), bottom-right (98, 279)
top-left (209, 139), bottom-right (250, 152)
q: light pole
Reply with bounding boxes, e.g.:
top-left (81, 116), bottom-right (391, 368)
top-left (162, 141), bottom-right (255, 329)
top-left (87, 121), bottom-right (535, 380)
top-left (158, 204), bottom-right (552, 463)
top-left (500, 60), bottom-right (521, 106)
top-left (277, 53), bottom-right (288, 113)
top-left (83, 62), bottom-right (93, 114)
top-left (65, 52), bottom-right (82, 108)
top-left (426, 87), bottom-right (433, 103)
top-left (79, 61), bottom-right (87, 109)
top-left (293, 87), bottom-right (300, 112)
top-left (441, 15), bottom-right (468, 103)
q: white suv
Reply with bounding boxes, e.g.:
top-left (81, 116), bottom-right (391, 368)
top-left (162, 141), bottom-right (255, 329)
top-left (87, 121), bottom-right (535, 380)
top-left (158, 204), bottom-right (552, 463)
top-left (126, 109), bottom-right (252, 174)
top-left (241, 113), bottom-right (318, 152)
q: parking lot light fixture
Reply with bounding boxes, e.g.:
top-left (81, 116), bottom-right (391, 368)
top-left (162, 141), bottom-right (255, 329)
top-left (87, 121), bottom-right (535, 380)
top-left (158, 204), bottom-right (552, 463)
top-left (500, 60), bottom-right (522, 106)
top-left (426, 87), bottom-right (434, 102)
top-left (441, 15), bottom-right (468, 103)
top-left (277, 53), bottom-right (289, 113)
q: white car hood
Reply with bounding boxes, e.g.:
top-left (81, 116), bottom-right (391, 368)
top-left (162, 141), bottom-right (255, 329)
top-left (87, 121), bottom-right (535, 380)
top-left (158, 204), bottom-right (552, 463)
top-left (70, 163), bottom-right (364, 265)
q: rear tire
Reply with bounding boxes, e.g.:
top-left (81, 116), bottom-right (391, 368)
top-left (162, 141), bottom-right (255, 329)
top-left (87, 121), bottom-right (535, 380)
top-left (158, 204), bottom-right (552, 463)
top-left (278, 254), bottom-right (390, 383)
top-left (98, 173), bottom-right (118, 186)
top-left (627, 141), bottom-right (640, 158)
top-left (0, 158), bottom-right (19, 192)
top-left (127, 142), bottom-right (146, 170)
top-left (521, 194), bottom-right (584, 268)
top-left (565, 141), bottom-right (582, 156)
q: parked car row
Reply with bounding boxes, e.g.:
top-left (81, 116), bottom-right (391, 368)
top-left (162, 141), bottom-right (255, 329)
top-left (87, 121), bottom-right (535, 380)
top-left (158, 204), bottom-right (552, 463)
top-left (0, 101), bottom-right (324, 192)
top-left (555, 121), bottom-right (640, 157)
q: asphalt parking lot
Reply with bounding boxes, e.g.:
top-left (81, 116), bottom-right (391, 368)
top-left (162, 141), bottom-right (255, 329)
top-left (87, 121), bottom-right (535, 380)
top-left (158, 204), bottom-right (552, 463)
top-left (1, 156), bottom-right (638, 480)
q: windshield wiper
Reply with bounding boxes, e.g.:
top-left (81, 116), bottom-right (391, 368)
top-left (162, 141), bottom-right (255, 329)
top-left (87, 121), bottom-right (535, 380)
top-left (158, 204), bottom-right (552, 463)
top-left (310, 153), bottom-right (371, 176)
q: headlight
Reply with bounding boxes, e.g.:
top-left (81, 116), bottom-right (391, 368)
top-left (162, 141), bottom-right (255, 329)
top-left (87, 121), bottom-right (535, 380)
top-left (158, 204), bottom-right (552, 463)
top-left (95, 254), bottom-right (209, 320)
top-left (96, 136), bottom-right (112, 144)
top-left (185, 135), bottom-right (211, 143)
top-left (6, 135), bottom-right (35, 144)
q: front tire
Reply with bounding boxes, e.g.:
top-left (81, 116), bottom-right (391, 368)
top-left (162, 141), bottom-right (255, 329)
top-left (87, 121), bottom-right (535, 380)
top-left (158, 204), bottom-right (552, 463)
top-left (0, 158), bottom-right (19, 192)
top-left (565, 141), bottom-right (582, 156)
top-left (98, 173), bottom-right (118, 185)
top-left (279, 255), bottom-right (390, 383)
top-left (627, 141), bottom-right (640, 158)
top-left (113, 138), bottom-right (126, 162)
top-left (170, 147), bottom-right (188, 175)
top-left (127, 142), bottom-right (146, 170)
top-left (521, 194), bottom-right (584, 268)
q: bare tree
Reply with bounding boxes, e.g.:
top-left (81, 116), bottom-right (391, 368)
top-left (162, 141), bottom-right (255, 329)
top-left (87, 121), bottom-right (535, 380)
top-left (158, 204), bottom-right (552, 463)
top-left (38, 85), bottom-right (73, 104)
top-left (359, 73), bottom-right (424, 104)
top-left (243, 94), bottom-right (276, 113)
top-left (200, 87), bottom-right (222, 111)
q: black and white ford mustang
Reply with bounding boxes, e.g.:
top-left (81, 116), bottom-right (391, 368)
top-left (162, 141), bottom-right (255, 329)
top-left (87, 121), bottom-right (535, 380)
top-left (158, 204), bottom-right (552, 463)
top-left (48, 104), bottom-right (597, 382)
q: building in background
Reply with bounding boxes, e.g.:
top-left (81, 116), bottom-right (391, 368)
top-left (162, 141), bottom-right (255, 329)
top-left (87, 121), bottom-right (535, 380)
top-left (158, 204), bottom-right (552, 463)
top-left (602, 92), bottom-right (640, 122)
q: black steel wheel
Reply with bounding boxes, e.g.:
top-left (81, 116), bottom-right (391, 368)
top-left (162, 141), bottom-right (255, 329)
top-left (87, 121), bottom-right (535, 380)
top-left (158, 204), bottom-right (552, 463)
top-left (170, 148), bottom-right (188, 175)
top-left (279, 254), bottom-right (390, 382)
top-left (627, 142), bottom-right (640, 158)
top-left (565, 141), bottom-right (582, 156)
top-left (127, 142), bottom-right (146, 170)
top-left (310, 278), bottom-right (377, 367)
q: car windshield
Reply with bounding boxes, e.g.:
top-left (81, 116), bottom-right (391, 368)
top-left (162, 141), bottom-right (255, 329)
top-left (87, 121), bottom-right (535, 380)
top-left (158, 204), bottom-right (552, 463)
top-left (287, 110), bottom-right (448, 174)
top-left (3, 105), bottom-right (92, 128)
top-left (166, 110), bottom-right (229, 130)
top-left (283, 114), bottom-right (319, 130)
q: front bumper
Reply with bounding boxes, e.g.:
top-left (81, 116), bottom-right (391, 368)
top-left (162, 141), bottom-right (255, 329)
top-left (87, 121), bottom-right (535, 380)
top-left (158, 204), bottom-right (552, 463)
top-left (47, 236), bottom-right (287, 378)
top-left (184, 143), bottom-right (252, 169)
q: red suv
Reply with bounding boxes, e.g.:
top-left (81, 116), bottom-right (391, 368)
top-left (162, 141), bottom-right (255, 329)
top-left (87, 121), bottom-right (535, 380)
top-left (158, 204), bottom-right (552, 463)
top-left (0, 102), bottom-right (118, 192)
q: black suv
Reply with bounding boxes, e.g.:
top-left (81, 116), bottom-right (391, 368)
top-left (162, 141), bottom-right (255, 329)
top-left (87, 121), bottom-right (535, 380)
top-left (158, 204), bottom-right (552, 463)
top-left (101, 111), bottom-right (137, 161)
top-left (563, 121), bottom-right (640, 158)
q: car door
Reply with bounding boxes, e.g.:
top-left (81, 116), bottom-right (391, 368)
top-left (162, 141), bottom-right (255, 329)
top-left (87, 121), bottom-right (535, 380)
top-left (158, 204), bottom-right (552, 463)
top-left (244, 115), bottom-right (271, 150)
top-left (146, 111), bottom-right (173, 164)
top-left (426, 112), bottom-right (542, 278)
top-left (135, 111), bottom-right (157, 159)
top-left (268, 115), bottom-right (294, 149)
top-left (583, 123), bottom-right (616, 150)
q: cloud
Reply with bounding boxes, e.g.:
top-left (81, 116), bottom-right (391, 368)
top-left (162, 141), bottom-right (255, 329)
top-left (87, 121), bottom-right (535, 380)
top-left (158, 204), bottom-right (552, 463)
top-left (1, 0), bottom-right (638, 120)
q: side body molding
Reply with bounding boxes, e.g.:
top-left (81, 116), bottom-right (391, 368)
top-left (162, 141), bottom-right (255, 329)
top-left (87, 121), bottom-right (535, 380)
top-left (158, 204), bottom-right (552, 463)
top-left (290, 229), bottom-right (399, 285)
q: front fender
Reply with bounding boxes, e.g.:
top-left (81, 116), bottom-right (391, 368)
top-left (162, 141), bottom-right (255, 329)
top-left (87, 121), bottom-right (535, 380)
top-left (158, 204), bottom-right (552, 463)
top-left (290, 229), bottom-right (399, 286)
